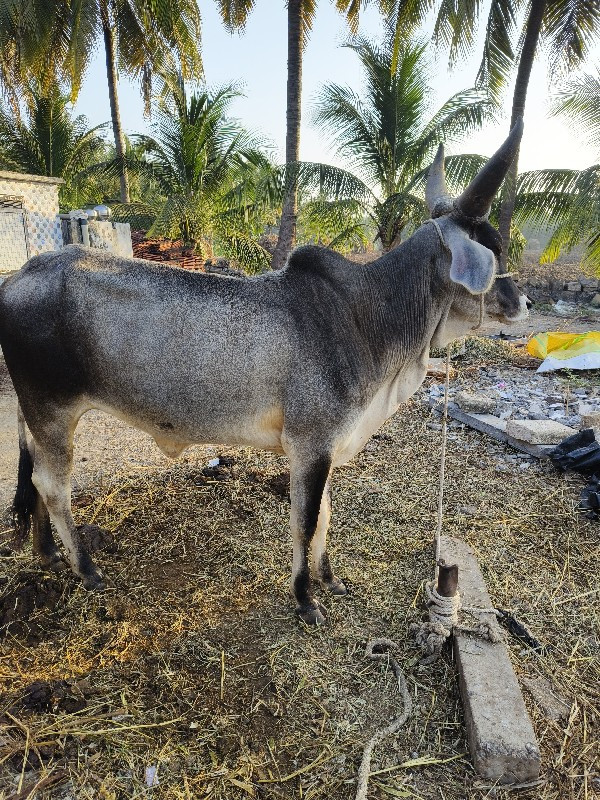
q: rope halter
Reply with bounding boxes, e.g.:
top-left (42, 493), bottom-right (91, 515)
top-left (422, 218), bottom-right (517, 329)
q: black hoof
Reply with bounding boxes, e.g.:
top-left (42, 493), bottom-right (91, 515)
top-left (40, 552), bottom-right (67, 573)
top-left (81, 570), bottom-right (106, 591)
top-left (297, 601), bottom-right (327, 625)
top-left (324, 577), bottom-right (348, 596)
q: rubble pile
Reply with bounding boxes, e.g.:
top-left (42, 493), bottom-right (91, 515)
top-left (425, 367), bottom-right (600, 431)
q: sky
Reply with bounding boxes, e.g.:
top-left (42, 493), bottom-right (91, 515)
top-left (73, 2), bottom-right (599, 174)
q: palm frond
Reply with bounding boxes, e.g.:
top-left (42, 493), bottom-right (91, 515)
top-left (409, 89), bottom-right (493, 178)
top-left (214, 0), bottom-right (255, 31)
top-left (217, 232), bottom-right (271, 274)
top-left (551, 68), bottom-right (600, 151)
top-left (543, 0), bottom-right (600, 70)
top-left (294, 162), bottom-right (374, 206)
top-left (475, 0), bottom-right (517, 104)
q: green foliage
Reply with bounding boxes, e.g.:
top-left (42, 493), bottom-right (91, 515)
top-left (298, 197), bottom-right (370, 252)
top-left (422, 0), bottom-right (600, 106)
top-left (0, 0), bottom-right (203, 103)
top-left (515, 68), bottom-right (600, 273)
top-left (303, 25), bottom-right (493, 251)
top-left (0, 82), bottom-right (107, 209)
top-left (106, 80), bottom-right (277, 272)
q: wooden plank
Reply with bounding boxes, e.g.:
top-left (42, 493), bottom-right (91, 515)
top-left (440, 535), bottom-right (541, 783)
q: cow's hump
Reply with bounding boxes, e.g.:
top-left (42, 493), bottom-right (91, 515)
top-left (286, 245), bottom-right (348, 277)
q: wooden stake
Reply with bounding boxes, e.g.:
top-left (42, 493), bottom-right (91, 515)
top-left (437, 559), bottom-right (458, 597)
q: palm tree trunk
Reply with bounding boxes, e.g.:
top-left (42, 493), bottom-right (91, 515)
top-left (497, 0), bottom-right (547, 269)
top-left (100, 0), bottom-right (130, 204)
top-left (271, 0), bottom-right (303, 270)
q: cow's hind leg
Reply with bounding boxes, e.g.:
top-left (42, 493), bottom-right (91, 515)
top-left (13, 406), bottom-right (63, 571)
top-left (29, 413), bottom-right (104, 589)
top-left (32, 494), bottom-right (65, 572)
top-left (310, 478), bottom-right (347, 596)
top-left (289, 454), bottom-right (332, 625)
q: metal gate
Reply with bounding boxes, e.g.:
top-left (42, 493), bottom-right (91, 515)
top-left (0, 195), bottom-right (30, 272)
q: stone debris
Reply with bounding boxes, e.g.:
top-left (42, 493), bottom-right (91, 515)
top-left (423, 343), bottom-right (600, 458)
top-left (455, 390), bottom-right (497, 414)
top-left (426, 362), bottom-right (599, 431)
top-left (427, 357), bottom-right (455, 378)
top-left (506, 419), bottom-right (577, 445)
top-left (580, 408), bottom-right (600, 430)
top-left (521, 676), bottom-right (571, 722)
top-left (552, 300), bottom-right (578, 317)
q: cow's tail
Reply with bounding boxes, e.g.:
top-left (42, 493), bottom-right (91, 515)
top-left (12, 404), bottom-right (37, 547)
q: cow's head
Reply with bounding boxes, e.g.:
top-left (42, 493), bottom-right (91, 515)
top-left (424, 120), bottom-right (530, 340)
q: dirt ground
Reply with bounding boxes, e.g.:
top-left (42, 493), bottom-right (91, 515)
top-left (0, 310), bottom-right (598, 800)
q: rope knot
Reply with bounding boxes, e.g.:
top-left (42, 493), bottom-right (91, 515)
top-left (425, 581), bottom-right (461, 628)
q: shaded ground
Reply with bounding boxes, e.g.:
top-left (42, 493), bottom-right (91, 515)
top-left (0, 334), bottom-right (598, 799)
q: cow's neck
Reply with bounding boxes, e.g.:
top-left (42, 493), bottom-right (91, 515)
top-left (361, 230), bottom-right (456, 382)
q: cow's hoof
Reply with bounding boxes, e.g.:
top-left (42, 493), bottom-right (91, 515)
top-left (40, 552), bottom-right (66, 573)
top-left (82, 571), bottom-right (106, 591)
top-left (297, 602), bottom-right (327, 626)
top-left (324, 577), bottom-right (348, 596)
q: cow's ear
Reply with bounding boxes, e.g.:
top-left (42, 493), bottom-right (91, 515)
top-left (444, 224), bottom-right (495, 294)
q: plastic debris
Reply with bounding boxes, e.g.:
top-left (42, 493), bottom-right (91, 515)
top-left (579, 475), bottom-right (600, 519)
top-left (550, 429), bottom-right (600, 522)
top-left (552, 300), bottom-right (577, 317)
top-left (527, 331), bottom-right (600, 373)
top-left (550, 429), bottom-right (600, 474)
top-left (207, 457), bottom-right (220, 468)
top-left (145, 765), bottom-right (159, 787)
top-left (496, 609), bottom-right (548, 655)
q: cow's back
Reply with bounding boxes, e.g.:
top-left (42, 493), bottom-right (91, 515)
top-left (0, 247), bottom-right (296, 447)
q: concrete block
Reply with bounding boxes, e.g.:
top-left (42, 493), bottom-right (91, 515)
top-left (440, 535), bottom-right (541, 783)
top-left (506, 418), bottom-right (575, 445)
top-left (429, 401), bottom-right (556, 457)
top-left (566, 281), bottom-right (582, 292)
top-left (591, 293), bottom-right (600, 308)
top-left (455, 390), bottom-right (496, 414)
top-left (114, 222), bottom-right (133, 258)
top-left (580, 278), bottom-right (598, 290)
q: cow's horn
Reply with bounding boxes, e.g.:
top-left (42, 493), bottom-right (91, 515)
top-left (425, 143), bottom-right (454, 217)
top-left (454, 117), bottom-right (524, 219)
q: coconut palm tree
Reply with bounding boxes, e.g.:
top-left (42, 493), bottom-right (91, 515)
top-left (514, 68), bottom-right (600, 271)
top-left (111, 80), bottom-right (279, 272)
top-left (0, 0), bottom-right (203, 204)
top-left (215, 0), bottom-right (397, 269)
top-left (295, 30), bottom-right (493, 252)
top-left (396, 0), bottom-right (600, 269)
top-left (0, 82), bottom-right (107, 209)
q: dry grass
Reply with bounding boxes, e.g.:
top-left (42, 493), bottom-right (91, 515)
top-left (0, 399), bottom-right (598, 800)
top-left (432, 336), bottom-right (538, 370)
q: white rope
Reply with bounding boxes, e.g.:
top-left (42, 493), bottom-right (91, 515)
top-left (423, 218), bottom-right (449, 252)
top-left (434, 345), bottom-right (451, 580)
top-left (426, 580), bottom-right (461, 627)
top-left (412, 345), bottom-right (503, 663)
top-left (355, 639), bottom-right (413, 800)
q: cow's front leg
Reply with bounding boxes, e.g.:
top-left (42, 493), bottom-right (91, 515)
top-left (290, 455), bottom-right (331, 625)
top-left (310, 478), bottom-right (347, 596)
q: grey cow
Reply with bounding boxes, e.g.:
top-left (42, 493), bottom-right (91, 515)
top-left (0, 122), bottom-right (528, 625)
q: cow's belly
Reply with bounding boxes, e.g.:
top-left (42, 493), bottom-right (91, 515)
top-left (87, 397), bottom-right (285, 457)
top-left (332, 363), bottom-right (427, 466)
